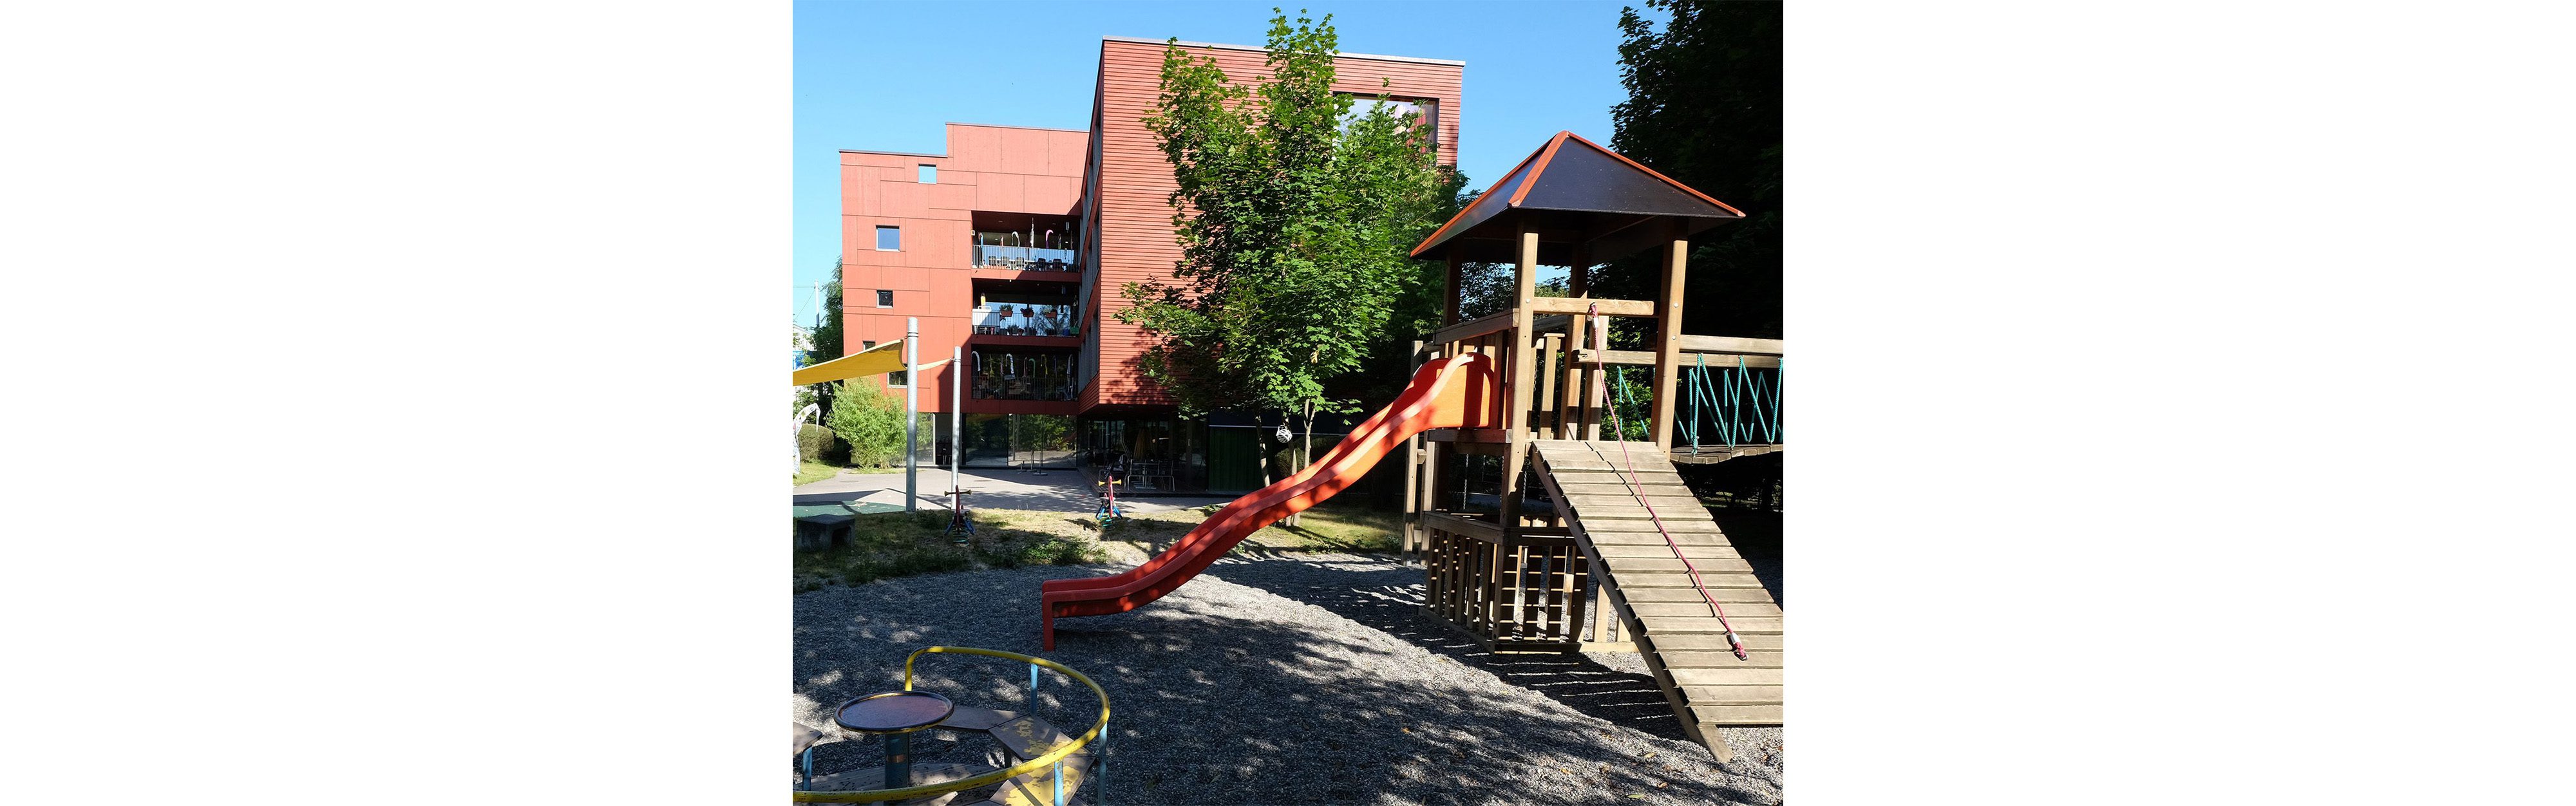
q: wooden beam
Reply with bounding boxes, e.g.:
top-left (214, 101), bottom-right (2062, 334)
top-left (1537, 333), bottom-right (1562, 440)
top-left (1651, 235), bottom-right (1687, 449)
top-left (1578, 349), bottom-right (1781, 368)
top-left (1562, 245), bottom-right (1591, 443)
top-left (1676, 334), bottom-right (1786, 357)
top-left (1424, 309), bottom-right (1513, 347)
top-left (1499, 225), bottom-right (1540, 528)
top-left (1524, 296), bottom-right (1655, 317)
top-left (1403, 339), bottom-right (1425, 552)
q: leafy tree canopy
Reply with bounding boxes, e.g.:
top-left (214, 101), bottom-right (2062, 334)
top-left (1602, 0), bottom-right (1782, 341)
top-left (1121, 9), bottom-right (1461, 418)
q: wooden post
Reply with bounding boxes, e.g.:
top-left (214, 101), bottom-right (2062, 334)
top-left (1498, 226), bottom-right (1539, 529)
top-left (1418, 345), bottom-right (1444, 520)
top-left (1651, 233), bottom-right (1687, 449)
top-left (1537, 333), bottom-right (1562, 440)
top-left (1403, 339), bottom-right (1425, 553)
top-left (1565, 246), bottom-right (1601, 441)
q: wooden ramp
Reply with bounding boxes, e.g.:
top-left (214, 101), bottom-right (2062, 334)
top-left (1530, 439), bottom-right (1783, 760)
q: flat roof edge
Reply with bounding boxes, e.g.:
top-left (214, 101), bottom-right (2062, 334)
top-left (1102, 35), bottom-right (1464, 66)
top-left (839, 149), bottom-right (946, 158)
top-left (947, 122), bottom-right (1090, 134)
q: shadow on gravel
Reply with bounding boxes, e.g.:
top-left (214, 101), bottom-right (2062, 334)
top-left (1202, 552), bottom-right (1695, 741)
top-left (795, 559), bottom-right (1777, 806)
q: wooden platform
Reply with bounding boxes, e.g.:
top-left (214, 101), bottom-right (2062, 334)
top-left (1531, 439), bottom-right (1785, 760)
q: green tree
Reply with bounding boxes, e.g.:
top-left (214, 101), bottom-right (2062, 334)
top-left (829, 380), bottom-right (907, 468)
top-left (1121, 10), bottom-right (1460, 422)
top-left (1601, 1), bottom-right (1781, 341)
top-left (803, 268), bottom-right (846, 415)
top-left (806, 269), bottom-right (844, 364)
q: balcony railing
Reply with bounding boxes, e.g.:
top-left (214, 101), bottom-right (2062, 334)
top-left (971, 302), bottom-right (1080, 337)
top-left (971, 349), bottom-right (1077, 401)
top-left (972, 245), bottom-right (1079, 272)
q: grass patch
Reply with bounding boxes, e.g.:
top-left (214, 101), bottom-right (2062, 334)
top-left (793, 462), bottom-right (842, 485)
top-left (1105, 498), bottom-right (1403, 554)
top-left (794, 461), bottom-right (909, 486)
top-left (793, 507), bottom-right (1111, 593)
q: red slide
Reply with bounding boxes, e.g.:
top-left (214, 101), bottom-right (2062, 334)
top-left (1041, 351), bottom-right (1499, 649)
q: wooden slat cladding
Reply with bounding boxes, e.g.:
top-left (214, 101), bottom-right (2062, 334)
top-left (1087, 39), bottom-right (1463, 408)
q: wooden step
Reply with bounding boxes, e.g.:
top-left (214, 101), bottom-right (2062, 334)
top-left (986, 754), bottom-right (1092, 806)
top-left (1666, 666), bottom-right (1785, 686)
top-left (1698, 704), bottom-right (1785, 724)
top-left (1530, 440), bottom-right (1790, 748)
top-left (1549, 469), bottom-right (1686, 486)
top-left (1576, 519), bottom-right (1723, 534)
top-left (1598, 558), bottom-right (1758, 575)
top-left (1646, 633), bottom-right (1783, 652)
top-left (1554, 481), bottom-right (1693, 497)
top-left (1638, 614), bottom-right (1785, 633)
top-left (1616, 587), bottom-right (1772, 603)
top-left (938, 707), bottom-right (1018, 731)
top-left (1629, 601), bottom-right (1782, 619)
top-left (1607, 572), bottom-right (1766, 588)
top-left (1683, 685), bottom-right (1786, 706)
top-left (1662, 650), bottom-right (1783, 668)
top-left (1588, 536), bottom-right (1738, 553)
top-left (990, 715), bottom-right (1079, 762)
top-left (1560, 493), bottom-right (1708, 511)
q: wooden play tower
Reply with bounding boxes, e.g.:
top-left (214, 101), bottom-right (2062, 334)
top-left (1399, 131), bottom-right (1785, 761)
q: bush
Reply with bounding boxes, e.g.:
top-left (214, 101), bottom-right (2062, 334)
top-left (829, 381), bottom-right (909, 468)
top-left (797, 424), bottom-right (837, 464)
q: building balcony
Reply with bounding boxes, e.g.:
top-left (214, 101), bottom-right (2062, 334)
top-left (972, 244), bottom-right (1080, 272)
top-left (969, 300), bottom-right (1079, 339)
top-left (970, 347), bottom-right (1078, 402)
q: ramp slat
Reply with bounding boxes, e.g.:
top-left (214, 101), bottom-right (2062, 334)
top-left (1531, 438), bottom-right (1785, 753)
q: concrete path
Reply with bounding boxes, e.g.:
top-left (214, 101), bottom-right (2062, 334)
top-left (793, 467), bottom-right (1233, 514)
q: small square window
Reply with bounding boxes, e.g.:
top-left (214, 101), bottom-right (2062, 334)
top-left (876, 226), bottom-right (900, 251)
top-left (875, 290), bottom-right (894, 308)
top-left (918, 164), bottom-right (937, 183)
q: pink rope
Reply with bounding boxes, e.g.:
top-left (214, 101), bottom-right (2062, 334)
top-left (1586, 303), bottom-right (1748, 661)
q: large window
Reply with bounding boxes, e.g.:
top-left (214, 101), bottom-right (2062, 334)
top-left (875, 226), bottom-right (901, 251)
top-left (971, 349), bottom-right (1075, 401)
top-left (917, 164), bottom-right (937, 183)
top-left (1340, 95), bottom-right (1438, 138)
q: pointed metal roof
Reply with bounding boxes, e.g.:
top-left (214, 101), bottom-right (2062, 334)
top-left (1411, 131), bottom-right (1743, 265)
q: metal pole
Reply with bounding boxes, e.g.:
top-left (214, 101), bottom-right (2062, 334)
top-left (951, 345), bottom-right (963, 500)
top-left (905, 317), bottom-right (920, 512)
top-left (884, 733), bottom-right (912, 791)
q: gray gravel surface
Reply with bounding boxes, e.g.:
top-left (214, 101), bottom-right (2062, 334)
top-left (794, 550), bottom-right (1783, 805)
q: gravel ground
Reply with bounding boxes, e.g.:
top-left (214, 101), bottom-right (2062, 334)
top-left (793, 549), bottom-right (1783, 805)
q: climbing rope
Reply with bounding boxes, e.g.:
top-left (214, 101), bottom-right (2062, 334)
top-left (1586, 303), bottom-right (1749, 661)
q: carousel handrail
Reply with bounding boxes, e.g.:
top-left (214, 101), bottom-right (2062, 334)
top-left (791, 646), bottom-right (1110, 803)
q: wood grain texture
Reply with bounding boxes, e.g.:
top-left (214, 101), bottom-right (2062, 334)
top-left (1530, 438), bottom-right (1783, 738)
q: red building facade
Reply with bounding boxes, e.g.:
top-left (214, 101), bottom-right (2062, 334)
top-left (840, 37), bottom-right (1463, 489)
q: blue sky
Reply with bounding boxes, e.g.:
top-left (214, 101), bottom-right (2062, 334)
top-left (793, 0), bottom-right (1659, 327)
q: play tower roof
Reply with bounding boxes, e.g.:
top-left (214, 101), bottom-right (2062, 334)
top-left (1410, 131), bottom-right (1743, 265)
